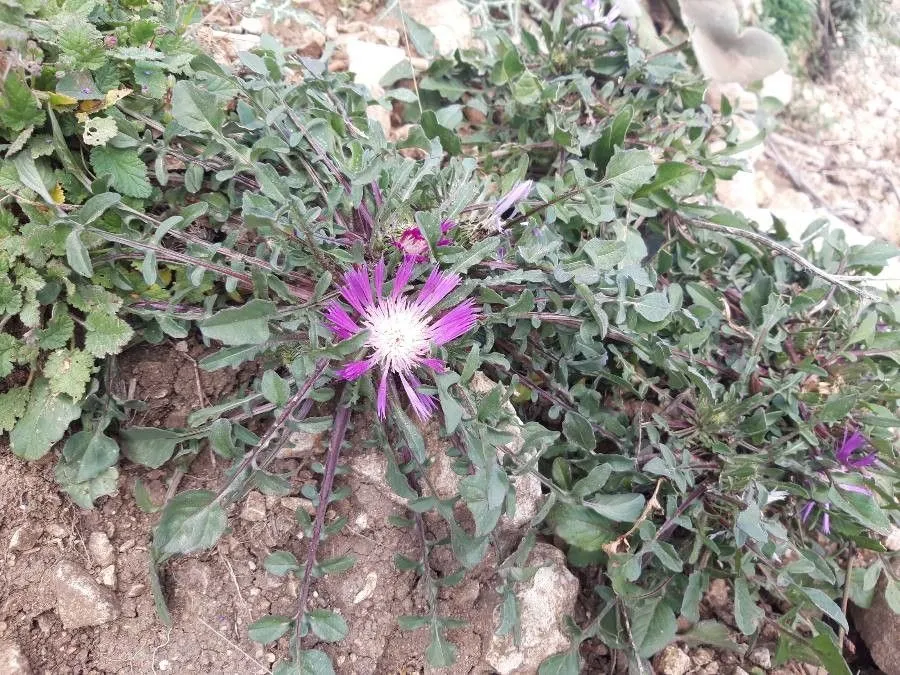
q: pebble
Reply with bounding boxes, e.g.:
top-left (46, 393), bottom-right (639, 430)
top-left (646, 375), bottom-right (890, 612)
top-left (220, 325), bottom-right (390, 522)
top-left (126, 583), bottom-right (146, 598)
top-left (8, 524), bottom-right (42, 553)
top-left (279, 497), bottom-right (314, 515)
top-left (53, 560), bottom-right (120, 629)
top-left (748, 647), bottom-right (771, 669)
top-left (99, 564), bottom-right (116, 589)
top-left (885, 526), bottom-right (900, 552)
top-left (239, 16), bottom-right (265, 35)
top-left (88, 532), bottom-right (115, 567)
top-left (0, 641), bottom-right (32, 675)
top-left (656, 645), bottom-right (691, 675)
top-left (692, 648), bottom-right (715, 667)
top-left (240, 491), bottom-right (267, 522)
top-left (732, 668), bottom-right (750, 675)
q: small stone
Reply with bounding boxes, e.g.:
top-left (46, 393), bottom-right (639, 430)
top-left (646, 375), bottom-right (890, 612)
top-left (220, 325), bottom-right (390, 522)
top-left (126, 583), bottom-right (146, 598)
top-left (885, 526), bottom-right (900, 552)
top-left (692, 648), bottom-right (715, 667)
top-left (8, 524), bottom-right (42, 553)
top-left (53, 560), bottom-right (120, 629)
top-left (748, 647), bottom-right (771, 669)
top-left (325, 16), bottom-right (339, 41)
top-left (279, 497), bottom-right (314, 515)
top-left (240, 491), bottom-right (267, 522)
top-left (656, 645), bottom-right (691, 675)
top-left (239, 16), bottom-right (265, 34)
top-left (99, 564), bottom-right (116, 589)
top-left (732, 668), bottom-right (750, 675)
top-left (88, 532), bottom-right (115, 567)
top-left (0, 641), bottom-right (32, 675)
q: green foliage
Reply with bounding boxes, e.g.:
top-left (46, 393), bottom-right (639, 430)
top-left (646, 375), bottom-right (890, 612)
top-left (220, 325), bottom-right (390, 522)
top-left (762, 0), bottom-right (815, 47)
top-left (1, 1), bottom-right (898, 672)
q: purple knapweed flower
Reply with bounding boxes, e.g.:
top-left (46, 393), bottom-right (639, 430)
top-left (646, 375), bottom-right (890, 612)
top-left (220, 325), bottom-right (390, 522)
top-left (393, 220), bottom-right (455, 262)
top-left (575, 0), bottom-right (623, 29)
top-left (324, 258), bottom-right (479, 421)
top-left (800, 428), bottom-right (877, 534)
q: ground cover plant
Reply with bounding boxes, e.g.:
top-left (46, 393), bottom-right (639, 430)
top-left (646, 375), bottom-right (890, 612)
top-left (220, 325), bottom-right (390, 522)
top-left (1, 0), bottom-right (899, 673)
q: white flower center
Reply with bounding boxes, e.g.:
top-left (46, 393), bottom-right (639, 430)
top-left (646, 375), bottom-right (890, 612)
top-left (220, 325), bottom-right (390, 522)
top-left (363, 298), bottom-right (432, 373)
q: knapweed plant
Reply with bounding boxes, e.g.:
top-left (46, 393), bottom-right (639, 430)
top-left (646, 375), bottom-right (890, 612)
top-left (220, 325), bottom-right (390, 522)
top-left (1, 0), bottom-right (898, 673)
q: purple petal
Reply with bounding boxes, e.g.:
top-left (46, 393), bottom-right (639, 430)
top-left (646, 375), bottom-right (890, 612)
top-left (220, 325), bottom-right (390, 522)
top-left (821, 509), bottom-right (831, 535)
top-left (374, 258), bottom-right (386, 298)
top-left (337, 358), bottom-right (375, 381)
top-left (440, 219), bottom-right (455, 234)
top-left (800, 501), bottom-right (815, 522)
top-left (837, 482), bottom-right (872, 495)
top-left (377, 370), bottom-right (389, 419)
top-left (848, 452), bottom-right (878, 468)
top-left (429, 299), bottom-right (479, 345)
top-left (421, 357), bottom-right (446, 373)
top-left (836, 430), bottom-right (866, 462)
top-left (324, 301), bottom-right (361, 339)
top-left (395, 228), bottom-right (430, 261)
top-left (340, 266), bottom-right (373, 314)
top-left (416, 268), bottom-right (461, 313)
top-left (392, 257), bottom-right (415, 299)
top-left (399, 372), bottom-right (435, 421)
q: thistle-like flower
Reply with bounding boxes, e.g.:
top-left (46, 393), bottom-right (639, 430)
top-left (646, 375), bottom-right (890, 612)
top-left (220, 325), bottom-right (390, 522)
top-left (393, 220), bottom-right (455, 262)
top-left (800, 428), bottom-right (877, 535)
top-left (325, 259), bottom-right (479, 420)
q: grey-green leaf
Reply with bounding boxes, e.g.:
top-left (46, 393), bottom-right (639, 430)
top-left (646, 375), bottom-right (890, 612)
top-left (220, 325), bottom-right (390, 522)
top-left (633, 292), bottom-right (672, 322)
top-left (308, 609), bottom-right (349, 642)
top-left (604, 149), bottom-right (657, 198)
top-left (10, 379), bottom-right (81, 460)
top-left (199, 299), bottom-right (277, 346)
top-left (248, 615), bottom-right (292, 644)
top-left (154, 490), bottom-right (227, 558)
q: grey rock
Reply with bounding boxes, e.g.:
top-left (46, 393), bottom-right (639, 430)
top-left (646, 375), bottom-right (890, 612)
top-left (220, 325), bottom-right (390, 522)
top-left (240, 491), bottom-right (267, 522)
top-left (484, 543), bottom-right (579, 674)
top-left (0, 641), bottom-right (32, 675)
top-left (853, 560), bottom-right (900, 675)
top-left (8, 523), bottom-right (42, 553)
top-left (88, 531), bottom-right (115, 567)
top-left (98, 564), bottom-right (116, 589)
top-left (53, 560), bottom-right (120, 629)
top-left (656, 645), bottom-right (691, 675)
top-left (732, 668), bottom-right (750, 675)
top-left (748, 647), bottom-right (771, 669)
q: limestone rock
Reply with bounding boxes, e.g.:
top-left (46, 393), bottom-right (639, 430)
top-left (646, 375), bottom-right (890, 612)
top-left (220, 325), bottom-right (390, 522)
top-left (8, 523), bottom-right (42, 553)
top-left (345, 40), bottom-right (406, 94)
top-left (240, 490), bottom-right (267, 522)
top-left (399, 0), bottom-right (474, 56)
top-left (0, 641), bottom-right (32, 675)
top-left (88, 531), bottom-right (115, 567)
top-left (747, 647), bottom-right (771, 669)
top-left (53, 560), bottom-right (120, 629)
top-left (886, 526), bottom-right (900, 552)
top-left (852, 560), bottom-right (900, 675)
top-left (484, 543), bottom-right (579, 674)
top-left (656, 645), bottom-right (691, 675)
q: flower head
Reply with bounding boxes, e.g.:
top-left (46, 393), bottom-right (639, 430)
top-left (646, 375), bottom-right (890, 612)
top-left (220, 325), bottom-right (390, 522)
top-left (393, 220), bottom-right (455, 262)
top-left (325, 259), bottom-right (478, 420)
top-left (835, 429), bottom-right (877, 469)
top-left (493, 180), bottom-right (534, 219)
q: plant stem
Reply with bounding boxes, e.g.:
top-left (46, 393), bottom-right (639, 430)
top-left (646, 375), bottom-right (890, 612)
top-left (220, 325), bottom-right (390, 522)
top-left (292, 397), bottom-right (351, 653)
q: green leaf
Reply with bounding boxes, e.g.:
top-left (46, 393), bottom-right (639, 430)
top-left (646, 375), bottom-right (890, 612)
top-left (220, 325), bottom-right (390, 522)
top-left (591, 104), bottom-right (633, 171)
top-left (459, 466), bottom-right (508, 536)
top-left (171, 81), bottom-right (226, 134)
top-left (681, 572), bottom-right (704, 623)
top-left (402, 12), bottom-right (435, 57)
top-left (14, 153), bottom-right (56, 204)
top-left (0, 387), bottom-right (29, 433)
top-left (90, 146), bottom-right (153, 198)
top-left (629, 596), bottom-right (677, 657)
top-left (84, 311), bottom-right (134, 357)
top-left (248, 615), bottom-right (292, 644)
top-left (10, 379), bottom-right (81, 460)
top-left (539, 651), bottom-right (581, 675)
top-left (562, 411), bottom-right (595, 451)
top-left (60, 426), bottom-right (119, 483)
top-left (72, 192), bottom-right (121, 225)
top-left (885, 579), bottom-right (900, 615)
top-left (549, 503), bottom-right (616, 551)
top-left (827, 486), bottom-right (891, 535)
top-left (121, 427), bottom-right (184, 468)
top-left (261, 369), bottom-right (290, 406)
top-left (65, 229), bottom-right (93, 276)
top-left (604, 149), bottom-right (657, 198)
top-left (584, 493), bottom-right (645, 523)
top-left (583, 239), bottom-right (626, 271)
top-left (154, 490), bottom-right (227, 558)
top-left (298, 650), bottom-right (335, 675)
top-left (632, 292), bottom-right (672, 322)
top-left (308, 609), bottom-right (349, 642)
top-left (199, 299), bottom-right (277, 346)
top-left (798, 586), bottom-right (848, 631)
top-left (809, 620), bottom-right (852, 675)
top-left (45, 349), bottom-right (94, 400)
top-left (733, 577), bottom-right (764, 636)
top-left (264, 551), bottom-right (302, 576)
top-left (57, 466), bottom-right (119, 509)
top-left (0, 74), bottom-right (46, 133)
top-left (425, 623), bottom-right (458, 668)
top-left (678, 620), bottom-right (745, 652)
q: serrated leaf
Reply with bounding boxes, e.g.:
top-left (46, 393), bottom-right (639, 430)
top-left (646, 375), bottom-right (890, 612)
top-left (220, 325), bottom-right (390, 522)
top-left (308, 609), bottom-right (348, 642)
top-left (84, 311), bottom-right (134, 357)
top-left (153, 490), bottom-right (227, 558)
top-left (82, 116), bottom-right (117, 146)
top-left (45, 349), bottom-right (94, 400)
top-left (10, 379), bottom-right (81, 460)
top-left (199, 299), bottom-right (277, 346)
top-left (90, 146), bottom-right (153, 198)
top-left (0, 74), bottom-right (46, 133)
top-left (171, 81), bottom-right (225, 134)
top-left (604, 149), bottom-right (657, 198)
top-left (248, 615), bottom-right (292, 644)
top-left (39, 306), bottom-right (75, 350)
top-left (0, 387), bottom-right (29, 433)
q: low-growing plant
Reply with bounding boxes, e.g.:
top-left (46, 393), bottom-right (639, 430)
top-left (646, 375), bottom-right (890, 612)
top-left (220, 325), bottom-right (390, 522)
top-left (1, 1), bottom-right (899, 673)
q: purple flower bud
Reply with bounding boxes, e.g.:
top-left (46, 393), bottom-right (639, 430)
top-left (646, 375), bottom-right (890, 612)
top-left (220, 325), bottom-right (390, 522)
top-left (493, 180), bottom-right (533, 218)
